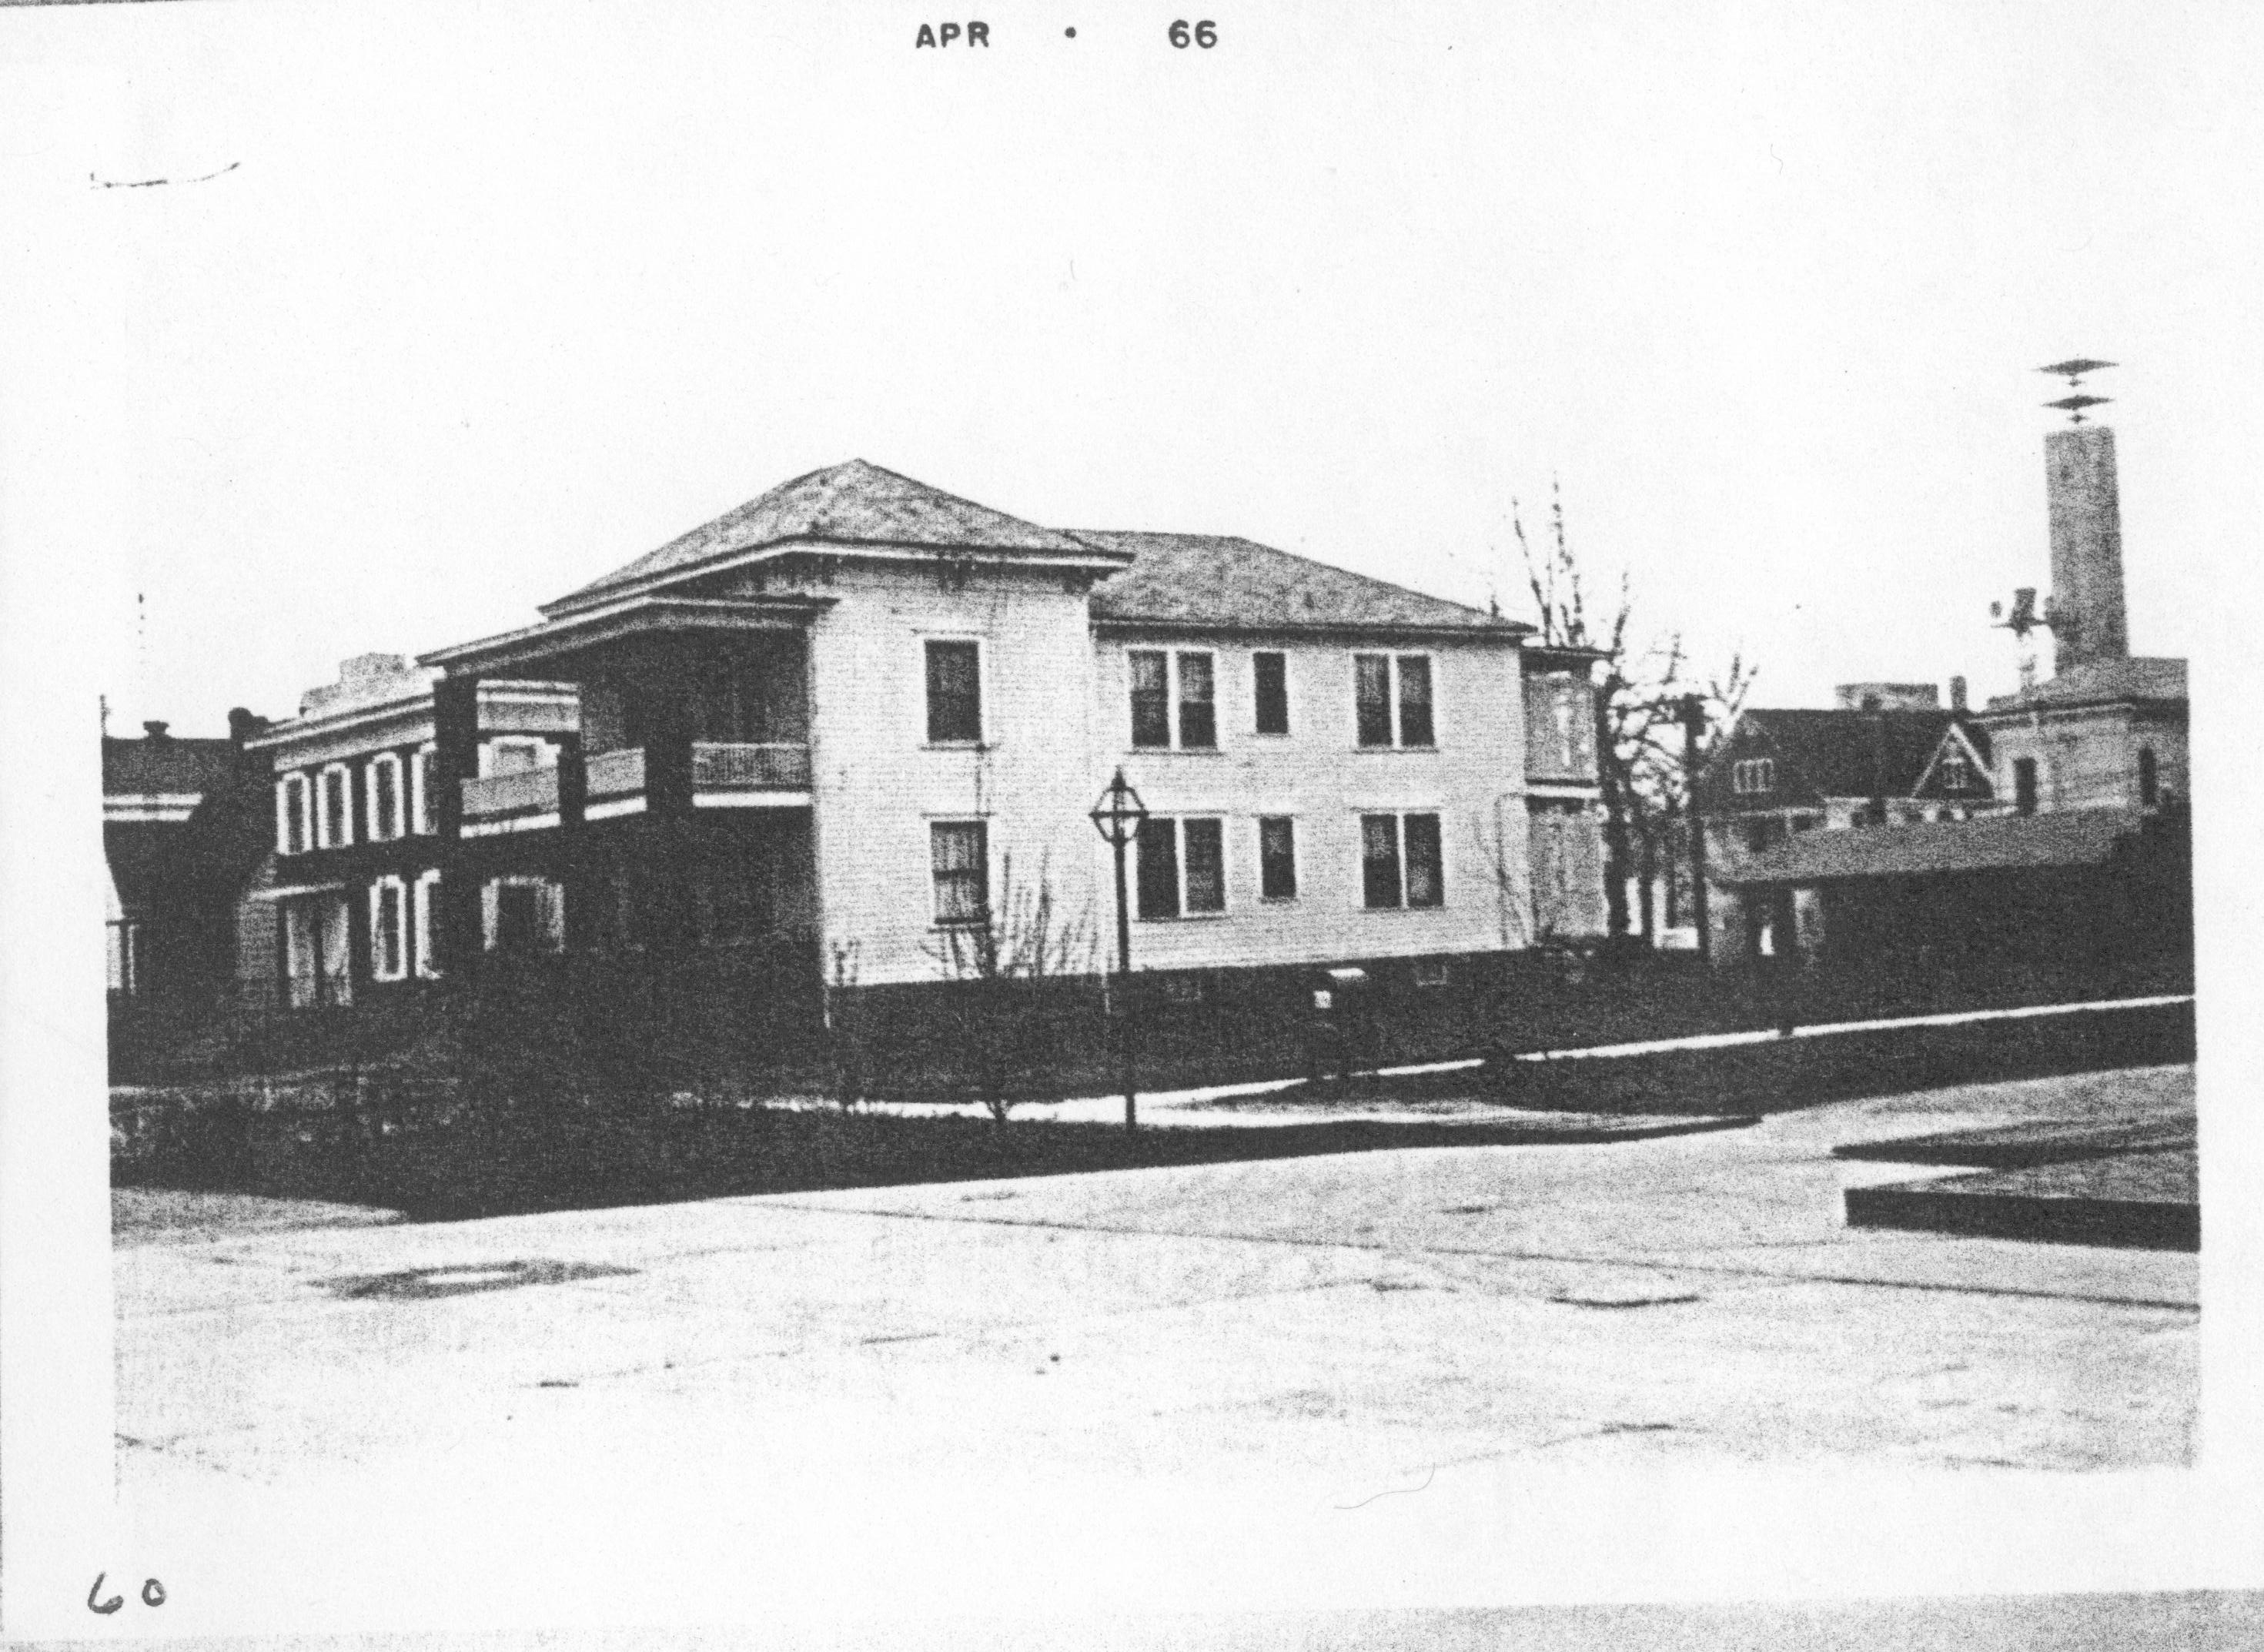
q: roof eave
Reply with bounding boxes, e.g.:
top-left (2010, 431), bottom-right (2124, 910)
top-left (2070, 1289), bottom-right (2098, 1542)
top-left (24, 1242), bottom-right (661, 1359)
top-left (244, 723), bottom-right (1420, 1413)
top-left (1090, 615), bottom-right (1533, 643)
top-left (423, 594), bottom-right (836, 677)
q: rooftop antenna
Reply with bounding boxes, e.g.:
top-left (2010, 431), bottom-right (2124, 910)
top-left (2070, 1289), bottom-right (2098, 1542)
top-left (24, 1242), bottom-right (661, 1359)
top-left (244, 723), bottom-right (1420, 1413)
top-left (2038, 357), bottom-right (2115, 424)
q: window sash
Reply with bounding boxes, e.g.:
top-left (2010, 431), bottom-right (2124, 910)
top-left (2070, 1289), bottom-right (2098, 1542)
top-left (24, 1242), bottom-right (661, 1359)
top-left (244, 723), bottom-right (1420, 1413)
top-left (368, 757), bottom-right (403, 841)
top-left (1182, 818), bottom-right (1225, 912)
top-left (1259, 816), bottom-right (1297, 899)
top-left (1129, 650), bottom-right (1171, 747)
top-left (1175, 652), bottom-right (1216, 749)
top-left (1136, 816), bottom-right (1181, 919)
top-left (1404, 813), bottom-right (1443, 908)
top-left (925, 641), bottom-right (983, 744)
top-left (412, 747), bottom-right (437, 834)
top-left (1361, 813), bottom-right (1403, 908)
top-left (1354, 655), bottom-right (1393, 747)
top-left (1396, 656), bottom-right (1434, 747)
top-left (319, 767), bottom-right (353, 847)
top-left (930, 821), bottom-right (989, 925)
top-left (1252, 652), bottom-right (1289, 736)
top-left (370, 878), bottom-right (407, 981)
top-left (412, 871), bottom-right (440, 978)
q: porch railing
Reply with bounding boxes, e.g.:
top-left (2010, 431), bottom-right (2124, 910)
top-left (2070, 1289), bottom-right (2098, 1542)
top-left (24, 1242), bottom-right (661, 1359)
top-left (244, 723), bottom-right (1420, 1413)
top-left (694, 742), bottom-right (811, 791)
top-left (461, 766), bottom-right (560, 819)
top-left (585, 746), bottom-right (647, 799)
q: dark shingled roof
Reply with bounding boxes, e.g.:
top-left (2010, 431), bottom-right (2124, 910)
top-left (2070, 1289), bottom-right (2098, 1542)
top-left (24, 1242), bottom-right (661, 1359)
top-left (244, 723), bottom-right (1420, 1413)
top-left (1075, 530), bottom-right (1527, 637)
top-left (1715, 807), bottom-right (2145, 885)
top-left (103, 735), bottom-right (236, 798)
top-left (1704, 709), bottom-right (1988, 808)
top-left (547, 460), bottom-right (1099, 614)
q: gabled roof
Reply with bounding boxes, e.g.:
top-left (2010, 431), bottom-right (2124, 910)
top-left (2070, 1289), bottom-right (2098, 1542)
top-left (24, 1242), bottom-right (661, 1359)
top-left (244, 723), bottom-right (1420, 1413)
top-left (1705, 708), bottom-right (1983, 807)
top-left (1075, 530), bottom-right (1528, 638)
top-left (102, 735), bottom-right (237, 798)
top-left (1715, 807), bottom-right (2145, 886)
top-left (545, 460), bottom-right (1104, 616)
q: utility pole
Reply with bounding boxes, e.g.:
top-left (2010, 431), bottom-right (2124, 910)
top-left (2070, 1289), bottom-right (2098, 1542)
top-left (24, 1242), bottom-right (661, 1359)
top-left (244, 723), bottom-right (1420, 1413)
top-left (1677, 694), bottom-right (1711, 964)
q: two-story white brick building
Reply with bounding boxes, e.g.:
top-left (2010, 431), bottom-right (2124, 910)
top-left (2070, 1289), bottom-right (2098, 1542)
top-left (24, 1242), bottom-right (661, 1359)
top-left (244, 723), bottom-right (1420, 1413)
top-left (241, 461), bottom-right (1606, 1017)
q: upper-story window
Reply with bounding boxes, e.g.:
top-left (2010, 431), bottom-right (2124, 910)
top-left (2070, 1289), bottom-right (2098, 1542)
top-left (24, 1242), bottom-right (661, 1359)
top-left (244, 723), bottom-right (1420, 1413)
top-left (483, 737), bottom-right (548, 775)
top-left (1523, 672), bottom-right (1595, 778)
top-left (366, 753), bottom-right (405, 842)
top-left (316, 764), bottom-right (354, 848)
top-left (1252, 652), bottom-right (1289, 736)
top-left (1938, 751), bottom-right (1971, 792)
top-left (412, 745), bottom-right (438, 835)
top-left (1731, 757), bottom-right (1775, 795)
top-left (1354, 654), bottom-right (1435, 749)
top-left (2014, 757), bottom-right (2038, 816)
top-left (276, 773), bottom-right (313, 857)
top-left (1129, 650), bottom-right (1217, 750)
top-left (925, 640), bottom-right (983, 744)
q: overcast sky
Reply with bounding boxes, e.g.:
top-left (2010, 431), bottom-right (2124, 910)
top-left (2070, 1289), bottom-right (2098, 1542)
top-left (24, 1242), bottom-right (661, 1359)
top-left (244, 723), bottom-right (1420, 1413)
top-left (5, 0), bottom-right (2258, 737)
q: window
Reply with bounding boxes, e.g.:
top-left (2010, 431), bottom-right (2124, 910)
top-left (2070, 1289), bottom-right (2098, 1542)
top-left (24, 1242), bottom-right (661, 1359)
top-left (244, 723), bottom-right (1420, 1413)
top-left (483, 878), bottom-right (564, 955)
top-left (925, 640), bottom-right (982, 744)
top-left (1137, 818), bottom-right (1226, 918)
top-left (2014, 757), bottom-right (2038, 816)
top-left (1363, 812), bottom-right (1443, 909)
top-left (1938, 751), bottom-right (1971, 792)
top-left (1182, 818), bottom-right (1225, 912)
top-left (317, 764), bottom-right (353, 848)
top-left (1176, 653), bottom-right (1216, 749)
top-left (1354, 654), bottom-right (1436, 748)
top-left (413, 870), bottom-right (441, 978)
top-left (1252, 652), bottom-right (1289, 736)
top-left (412, 746), bottom-right (438, 834)
top-left (483, 737), bottom-right (547, 776)
top-left (1258, 816), bottom-right (1298, 899)
top-left (930, 821), bottom-right (988, 925)
top-left (1129, 650), bottom-right (1216, 750)
top-left (2138, 746), bottom-right (2159, 807)
top-left (366, 754), bottom-right (404, 842)
top-left (1731, 757), bottom-right (1775, 795)
top-left (1413, 958), bottom-right (1450, 989)
top-left (370, 876), bottom-right (408, 982)
top-left (276, 773), bottom-right (313, 856)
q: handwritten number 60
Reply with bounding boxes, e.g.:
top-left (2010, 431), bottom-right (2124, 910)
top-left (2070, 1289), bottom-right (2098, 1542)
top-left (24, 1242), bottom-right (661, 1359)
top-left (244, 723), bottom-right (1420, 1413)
top-left (86, 1573), bottom-right (165, 1614)
top-left (1169, 19), bottom-right (1218, 47)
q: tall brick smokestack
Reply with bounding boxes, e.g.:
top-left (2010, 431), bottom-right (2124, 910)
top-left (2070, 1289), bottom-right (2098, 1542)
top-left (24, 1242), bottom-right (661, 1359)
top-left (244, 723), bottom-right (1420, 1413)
top-left (2044, 423), bottom-right (2129, 671)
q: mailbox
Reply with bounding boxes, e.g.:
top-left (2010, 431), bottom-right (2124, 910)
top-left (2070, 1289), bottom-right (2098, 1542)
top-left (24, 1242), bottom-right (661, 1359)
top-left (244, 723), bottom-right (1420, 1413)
top-left (1306, 966), bottom-right (1372, 1084)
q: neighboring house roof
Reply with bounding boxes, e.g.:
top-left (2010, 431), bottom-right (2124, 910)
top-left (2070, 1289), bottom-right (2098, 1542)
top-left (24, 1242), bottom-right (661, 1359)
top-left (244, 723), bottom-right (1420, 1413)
top-left (1715, 806), bottom-right (2145, 886)
top-left (102, 735), bottom-right (237, 799)
top-left (546, 460), bottom-right (1102, 616)
top-left (1702, 709), bottom-right (1991, 810)
top-left (1075, 530), bottom-right (1529, 637)
top-left (1983, 656), bottom-right (2188, 714)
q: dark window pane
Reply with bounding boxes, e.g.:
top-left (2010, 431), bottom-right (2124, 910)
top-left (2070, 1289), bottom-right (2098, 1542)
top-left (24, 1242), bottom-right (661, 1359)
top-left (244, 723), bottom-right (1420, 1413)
top-left (1137, 817), bottom-right (1181, 919)
top-left (1404, 814), bottom-right (1443, 908)
top-left (1396, 656), bottom-right (1433, 747)
top-left (1253, 651), bottom-right (1289, 735)
top-left (1259, 816), bottom-right (1297, 899)
top-left (1177, 652), bottom-right (1216, 749)
top-left (1130, 650), bottom-right (1171, 748)
top-left (925, 641), bottom-right (982, 744)
top-left (1361, 813), bottom-right (1403, 908)
top-left (1183, 818), bottom-right (1224, 911)
top-left (2014, 757), bottom-right (2038, 815)
top-left (1355, 655), bottom-right (1392, 747)
top-left (930, 821), bottom-right (988, 925)
top-left (2138, 746), bottom-right (2159, 806)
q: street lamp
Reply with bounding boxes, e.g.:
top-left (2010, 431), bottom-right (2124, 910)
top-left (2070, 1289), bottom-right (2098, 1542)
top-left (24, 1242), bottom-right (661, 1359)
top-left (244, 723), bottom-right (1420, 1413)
top-left (1089, 767), bottom-right (1149, 1132)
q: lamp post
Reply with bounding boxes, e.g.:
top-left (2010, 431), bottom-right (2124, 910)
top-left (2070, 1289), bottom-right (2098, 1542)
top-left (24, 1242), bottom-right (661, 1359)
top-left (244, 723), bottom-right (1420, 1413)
top-left (1089, 768), bottom-right (1149, 1132)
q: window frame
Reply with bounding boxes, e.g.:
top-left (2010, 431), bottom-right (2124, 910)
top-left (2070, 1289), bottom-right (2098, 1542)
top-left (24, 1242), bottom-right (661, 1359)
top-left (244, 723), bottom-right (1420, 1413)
top-left (411, 744), bottom-right (438, 835)
top-left (2138, 745), bottom-right (2159, 808)
top-left (1353, 652), bottom-right (1439, 750)
top-left (1359, 811), bottom-right (1445, 911)
top-left (928, 818), bottom-right (991, 928)
top-left (1252, 650), bottom-right (1290, 737)
top-left (366, 752), bottom-right (406, 843)
top-left (922, 637), bottom-right (985, 747)
top-left (370, 874), bottom-right (410, 982)
top-left (316, 762), bottom-right (354, 848)
top-left (412, 868), bottom-right (442, 978)
top-left (1135, 814), bottom-right (1229, 920)
top-left (1126, 648), bottom-right (1221, 751)
top-left (2013, 757), bottom-right (2038, 815)
top-left (1731, 757), bottom-right (1776, 795)
top-left (277, 772), bottom-right (313, 857)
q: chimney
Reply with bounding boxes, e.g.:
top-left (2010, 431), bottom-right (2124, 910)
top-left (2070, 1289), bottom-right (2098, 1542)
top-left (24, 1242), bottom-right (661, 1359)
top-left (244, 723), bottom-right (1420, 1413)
top-left (226, 707), bottom-right (269, 747)
top-left (1949, 675), bottom-right (1968, 711)
top-left (2045, 423), bottom-right (2129, 671)
top-left (142, 720), bottom-right (170, 741)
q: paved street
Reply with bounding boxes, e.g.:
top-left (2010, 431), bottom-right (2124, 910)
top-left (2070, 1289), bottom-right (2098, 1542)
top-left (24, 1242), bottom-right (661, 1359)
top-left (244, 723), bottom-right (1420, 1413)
top-left (118, 1062), bottom-right (2194, 1497)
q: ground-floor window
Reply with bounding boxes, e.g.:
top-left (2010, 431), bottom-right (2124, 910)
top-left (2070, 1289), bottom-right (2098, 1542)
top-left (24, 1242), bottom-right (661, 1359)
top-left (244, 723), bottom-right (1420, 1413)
top-left (1258, 816), bottom-right (1297, 900)
top-left (1362, 811), bottom-right (1443, 910)
top-left (370, 876), bottom-right (409, 982)
top-left (107, 920), bottom-right (144, 998)
top-left (1138, 816), bottom-right (1226, 919)
top-left (413, 869), bottom-right (442, 977)
top-left (282, 895), bottom-right (353, 1008)
top-left (483, 878), bottom-right (564, 955)
top-left (930, 821), bottom-right (989, 927)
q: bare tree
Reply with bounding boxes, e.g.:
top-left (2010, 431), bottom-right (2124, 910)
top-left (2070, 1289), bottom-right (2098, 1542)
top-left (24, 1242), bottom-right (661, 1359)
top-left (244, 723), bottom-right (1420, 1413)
top-left (1513, 483), bottom-right (1756, 946)
top-left (925, 851), bottom-right (1099, 1124)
